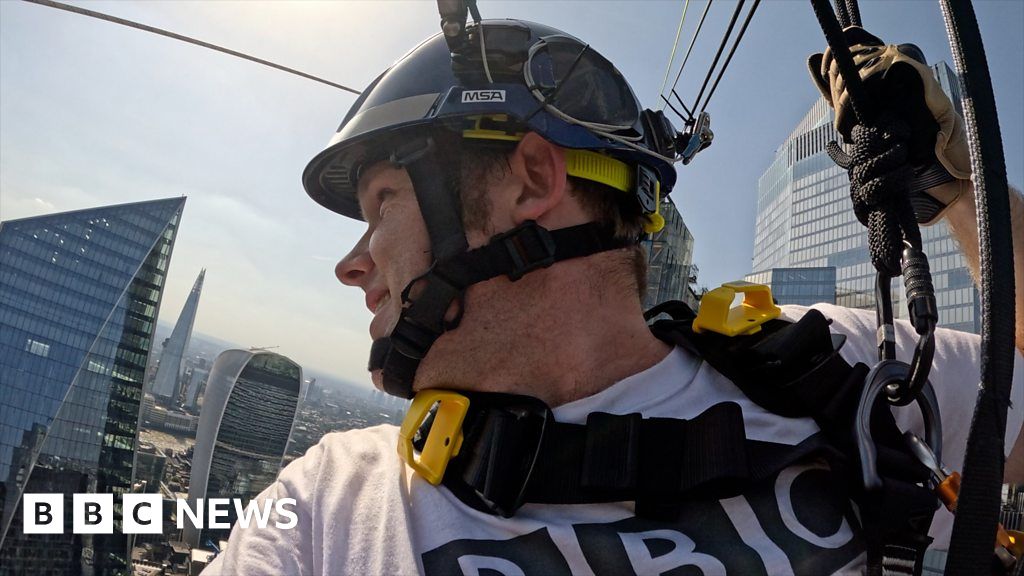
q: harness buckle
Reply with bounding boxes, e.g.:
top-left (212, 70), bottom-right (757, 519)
top-left (391, 268), bottom-right (466, 360)
top-left (399, 390), bottom-right (471, 485)
top-left (389, 316), bottom-right (439, 360)
top-left (493, 220), bottom-right (556, 281)
top-left (446, 393), bottom-right (553, 517)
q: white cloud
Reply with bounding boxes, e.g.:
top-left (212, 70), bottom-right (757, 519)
top-left (33, 197), bottom-right (55, 211)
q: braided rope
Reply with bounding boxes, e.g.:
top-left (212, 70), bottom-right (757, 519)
top-left (830, 111), bottom-right (921, 277)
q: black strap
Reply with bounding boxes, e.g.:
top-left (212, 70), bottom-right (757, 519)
top-left (441, 399), bottom-right (842, 519)
top-left (399, 134), bottom-right (469, 262)
top-left (371, 221), bottom-right (633, 398)
top-left (435, 220), bottom-right (634, 286)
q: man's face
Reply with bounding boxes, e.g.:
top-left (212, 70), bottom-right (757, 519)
top-left (335, 162), bottom-right (432, 347)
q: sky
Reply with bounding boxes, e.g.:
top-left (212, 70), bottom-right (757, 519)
top-left (1, 0), bottom-right (1022, 388)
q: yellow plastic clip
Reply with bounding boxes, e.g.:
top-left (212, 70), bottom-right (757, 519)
top-left (397, 389), bottom-right (470, 485)
top-left (642, 181), bottom-right (664, 234)
top-left (692, 281), bottom-right (781, 337)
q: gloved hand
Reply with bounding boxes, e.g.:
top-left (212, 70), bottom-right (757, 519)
top-left (808, 27), bottom-right (972, 224)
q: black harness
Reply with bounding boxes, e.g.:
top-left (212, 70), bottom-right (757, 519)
top-left (418, 302), bottom-right (941, 576)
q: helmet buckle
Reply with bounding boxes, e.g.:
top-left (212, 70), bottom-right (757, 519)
top-left (492, 220), bottom-right (557, 281)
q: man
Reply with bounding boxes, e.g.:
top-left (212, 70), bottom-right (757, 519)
top-left (205, 15), bottom-right (1023, 576)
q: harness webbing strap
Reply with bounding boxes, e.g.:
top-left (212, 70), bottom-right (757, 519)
top-left (414, 303), bottom-right (938, 574)
top-left (441, 399), bottom-right (843, 518)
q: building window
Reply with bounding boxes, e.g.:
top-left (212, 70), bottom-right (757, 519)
top-left (25, 338), bottom-right (50, 358)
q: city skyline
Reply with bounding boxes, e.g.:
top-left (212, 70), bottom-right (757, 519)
top-left (2, 1), bottom-right (1021, 387)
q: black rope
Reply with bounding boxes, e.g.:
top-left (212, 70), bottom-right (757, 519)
top-left (830, 111), bottom-right (919, 276)
top-left (671, 89), bottom-right (695, 122)
top-left (844, 0), bottom-right (862, 27)
top-left (21, 0), bottom-right (362, 95)
top-left (834, 0), bottom-right (852, 28)
top-left (698, 0), bottom-right (761, 113)
top-left (810, 0), bottom-right (870, 126)
top-left (940, 0), bottom-right (1016, 572)
top-left (689, 0), bottom-right (745, 115)
top-left (663, 0), bottom-right (715, 105)
top-left (660, 94), bottom-right (692, 124)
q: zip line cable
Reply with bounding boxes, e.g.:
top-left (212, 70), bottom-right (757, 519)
top-left (21, 0), bottom-right (362, 95)
top-left (698, 0), bottom-right (760, 113)
top-left (659, 0), bottom-right (715, 114)
top-left (689, 0), bottom-right (745, 117)
top-left (656, 0), bottom-right (692, 102)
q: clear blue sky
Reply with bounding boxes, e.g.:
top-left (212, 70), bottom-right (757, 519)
top-left (2, 1), bottom-right (1021, 387)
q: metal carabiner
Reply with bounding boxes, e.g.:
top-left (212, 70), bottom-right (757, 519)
top-left (855, 359), bottom-right (942, 491)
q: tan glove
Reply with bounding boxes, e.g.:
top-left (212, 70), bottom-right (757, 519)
top-left (808, 27), bottom-right (972, 223)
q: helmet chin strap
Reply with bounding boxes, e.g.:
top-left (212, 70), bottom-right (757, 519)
top-left (368, 220), bottom-right (635, 398)
top-left (366, 134), bottom-right (637, 399)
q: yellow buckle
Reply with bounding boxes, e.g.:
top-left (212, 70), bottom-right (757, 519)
top-left (692, 281), bottom-right (781, 337)
top-left (397, 389), bottom-right (470, 485)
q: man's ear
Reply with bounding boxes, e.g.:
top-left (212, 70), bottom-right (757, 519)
top-left (506, 132), bottom-right (568, 224)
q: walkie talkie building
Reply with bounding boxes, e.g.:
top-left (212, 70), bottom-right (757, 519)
top-left (0, 197), bottom-right (186, 574)
top-left (184, 349), bottom-right (301, 548)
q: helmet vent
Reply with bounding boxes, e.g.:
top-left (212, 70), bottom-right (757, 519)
top-left (321, 163), bottom-right (352, 195)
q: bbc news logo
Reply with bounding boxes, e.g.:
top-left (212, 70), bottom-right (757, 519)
top-left (23, 494), bottom-right (297, 534)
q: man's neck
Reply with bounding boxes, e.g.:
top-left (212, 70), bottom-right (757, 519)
top-left (415, 253), bottom-right (673, 407)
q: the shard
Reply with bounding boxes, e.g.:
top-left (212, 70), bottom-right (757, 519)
top-left (151, 268), bottom-right (205, 405)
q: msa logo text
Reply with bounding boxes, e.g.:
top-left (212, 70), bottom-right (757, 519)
top-left (461, 90), bottom-right (506, 103)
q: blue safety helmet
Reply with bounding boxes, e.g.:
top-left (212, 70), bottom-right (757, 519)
top-left (303, 19), bottom-right (681, 223)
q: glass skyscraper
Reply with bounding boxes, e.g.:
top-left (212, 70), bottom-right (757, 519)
top-left (745, 267), bottom-right (836, 307)
top-left (0, 197), bottom-right (186, 575)
top-left (643, 197), bottom-right (698, 312)
top-left (752, 62), bottom-right (978, 333)
top-left (184, 350), bottom-right (301, 547)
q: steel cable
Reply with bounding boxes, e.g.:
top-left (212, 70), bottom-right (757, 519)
top-left (21, 0), bottom-right (362, 95)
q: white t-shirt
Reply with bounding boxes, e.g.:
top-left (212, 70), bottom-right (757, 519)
top-left (204, 304), bottom-right (1023, 576)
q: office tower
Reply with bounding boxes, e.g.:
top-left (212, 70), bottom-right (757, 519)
top-left (752, 62), bottom-right (978, 332)
top-left (184, 367), bottom-right (209, 409)
top-left (184, 350), bottom-right (301, 546)
top-left (643, 198), bottom-right (699, 312)
top-left (0, 197), bottom-right (186, 574)
top-left (745, 267), bottom-right (836, 306)
top-left (134, 443), bottom-right (167, 494)
top-left (303, 377), bottom-right (315, 403)
top-left (152, 269), bottom-right (205, 405)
